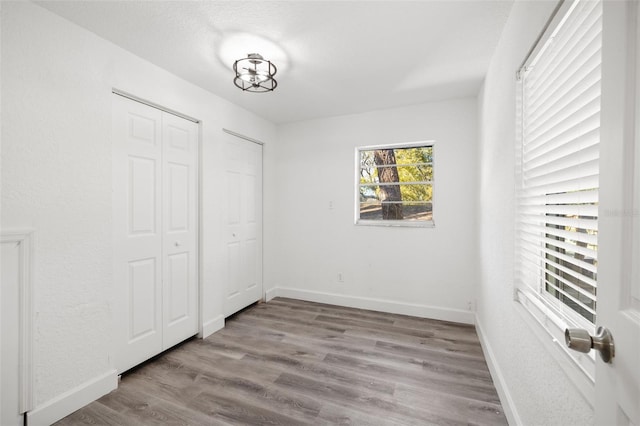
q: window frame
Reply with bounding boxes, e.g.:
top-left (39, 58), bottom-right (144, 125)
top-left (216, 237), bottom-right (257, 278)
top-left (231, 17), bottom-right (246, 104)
top-left (355, 141), bottom-right (435, 228)
top-left (514, 0), bottom-right (602, 396)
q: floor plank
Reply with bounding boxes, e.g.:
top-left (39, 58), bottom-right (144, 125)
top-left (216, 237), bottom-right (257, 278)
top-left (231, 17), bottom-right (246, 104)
top-left (55, 298), bottom-right (507, 425)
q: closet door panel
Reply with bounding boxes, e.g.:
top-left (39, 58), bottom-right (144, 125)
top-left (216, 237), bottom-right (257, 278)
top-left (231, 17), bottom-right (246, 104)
top-left (223, 137), bottom-right (263, 317)
top-left (113, 95), bottom-right (163, 373)
top-left (162, 112), bottom-right (198, 349)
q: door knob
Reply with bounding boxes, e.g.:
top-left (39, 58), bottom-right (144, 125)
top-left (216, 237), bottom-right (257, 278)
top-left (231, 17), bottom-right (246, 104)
top-left (565, 326), bottom-right (615, 363)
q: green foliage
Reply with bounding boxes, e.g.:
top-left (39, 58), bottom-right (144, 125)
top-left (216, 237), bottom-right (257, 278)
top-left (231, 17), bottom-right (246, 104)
top-left (395, 146), bottom-right (433, 202)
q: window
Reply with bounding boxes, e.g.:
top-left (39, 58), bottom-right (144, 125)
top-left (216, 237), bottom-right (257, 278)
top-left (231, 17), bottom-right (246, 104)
top-left (356, 142), bottom-right (434, 227)
top-left (515, 0), bottom-right (601, 356)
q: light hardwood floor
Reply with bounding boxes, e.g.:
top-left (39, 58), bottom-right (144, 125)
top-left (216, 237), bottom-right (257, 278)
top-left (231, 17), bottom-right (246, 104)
top-left (55, 297), bottom-right (507, 425)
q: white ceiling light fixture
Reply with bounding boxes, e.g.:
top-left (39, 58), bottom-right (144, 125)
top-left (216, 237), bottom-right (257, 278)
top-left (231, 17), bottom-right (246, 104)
top-left (233, 53), bottom-right (277, 92)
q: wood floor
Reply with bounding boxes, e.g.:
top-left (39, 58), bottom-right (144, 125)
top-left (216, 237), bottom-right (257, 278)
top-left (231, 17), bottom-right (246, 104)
top-left (55, 298), bottom-right (507, 425)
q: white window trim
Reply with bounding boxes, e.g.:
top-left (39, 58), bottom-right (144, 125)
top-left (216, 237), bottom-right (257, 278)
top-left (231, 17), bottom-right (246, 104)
top-left (514, 0), bottom-right (601, 404)
top-left (1, 229), bottom-right (35, 414)
top-left (355, 140), bottom-right (435, 228)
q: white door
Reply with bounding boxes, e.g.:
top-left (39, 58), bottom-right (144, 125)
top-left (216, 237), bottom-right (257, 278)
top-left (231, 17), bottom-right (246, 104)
top-left (113, 95), bottom-right (198, 373)
top-left (223, 135), bottom-right (263, 317)
top-left (596, 1), bottom-right (640, 424)
top-left (161, 112), bottom-right (198, 348)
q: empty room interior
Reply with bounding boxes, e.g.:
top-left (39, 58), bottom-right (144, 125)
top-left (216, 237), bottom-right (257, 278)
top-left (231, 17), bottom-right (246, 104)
top-left (2, 0), bottom-right (640, 425)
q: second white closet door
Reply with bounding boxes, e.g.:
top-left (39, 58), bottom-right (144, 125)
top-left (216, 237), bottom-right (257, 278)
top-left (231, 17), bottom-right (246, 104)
top-left (161, 112), bottom-right (198, 349)
top-left (113, 95), bottom-right (198, 374)
top-left (223, 136), bottom-right (263, 317)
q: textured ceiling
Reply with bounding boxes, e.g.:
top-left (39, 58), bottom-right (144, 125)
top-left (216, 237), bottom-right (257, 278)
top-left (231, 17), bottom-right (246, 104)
top-left (36, 1), bottom-right (514, 124)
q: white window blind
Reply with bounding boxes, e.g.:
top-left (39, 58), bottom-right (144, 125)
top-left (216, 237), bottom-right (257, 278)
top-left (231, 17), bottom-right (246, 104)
top-left (515, 0), bottom-right (602, 346)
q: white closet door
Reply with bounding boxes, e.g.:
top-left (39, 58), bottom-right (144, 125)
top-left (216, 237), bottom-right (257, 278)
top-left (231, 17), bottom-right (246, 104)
top-left (113, 95), bottom-right (198, 373)
top-left (161, 113), bottom-right (198, 348)
top-left (113, 96), bottom-right (163, 373)
top-left (224, 136), bottom-right (263, 317)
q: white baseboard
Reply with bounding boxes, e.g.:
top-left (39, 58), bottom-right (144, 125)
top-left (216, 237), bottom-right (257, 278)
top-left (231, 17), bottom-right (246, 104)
top-left (264, 287), bottom-right (278, 302)
top-left (475, 316), bottom-right (521, 426)
top-left (267, 287), bottom-right (474, 324)
top-left (27, 369), bottom-right (117, 426)
top-left (201, 314), bottom-right (224, 339)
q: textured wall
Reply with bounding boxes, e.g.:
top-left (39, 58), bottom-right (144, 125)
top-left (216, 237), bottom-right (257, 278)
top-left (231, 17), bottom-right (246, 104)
top-left (1, 1), bottom-right (276, 408)
top-left (270, 99), bottom-right (478, 319)
top-left (476, 1), bottom-right (594, 424)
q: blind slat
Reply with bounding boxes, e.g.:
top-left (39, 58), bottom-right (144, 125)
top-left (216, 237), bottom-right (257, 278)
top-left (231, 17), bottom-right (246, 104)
top-left (521, 222), bottom-right (598, 247)
top-left (543, 280), bottom-right (597, 315)
top-left (524, 112), bottom-right (599, 161)
top-left (518, 255), bottom-right (597, 310)
top-left (523, 188), bottom-right (599, 206)
top-left (526, 80), bottom-right (600, 151)
top-left (524, 127), bottom-right (599, 170)
top-left (524, 100), bottom-right (600, 154)
top-left (519, 240), bottom-right (598, 276)
top-left (521, 213), bottom-right (598, 232)
top-left (525, 144), bottom-right (599, 180)
top-left (520, 174), bottom-right (599, 198)
top-left (524, 159), bottom-right (599, 188)
top-left (518, 202), bottom-right (598, 217)
top-left (520, 230), bottom-right (598, 260)
top-left (527, 66), bottom-right (600, 133)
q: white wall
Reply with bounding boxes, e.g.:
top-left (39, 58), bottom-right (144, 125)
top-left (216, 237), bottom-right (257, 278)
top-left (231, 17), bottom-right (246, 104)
top-left (268, 99), bottom-right (478, 323)
top-left (476, 1), bottom-right (594, 425)
top-left (0, 1), bottom-right (276, 422)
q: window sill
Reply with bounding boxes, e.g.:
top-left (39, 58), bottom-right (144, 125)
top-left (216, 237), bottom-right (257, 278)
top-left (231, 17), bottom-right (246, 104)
top-left (355, 219), bottom-right (435, 228)
top-left (514, 289), bottom-right (595, 407)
